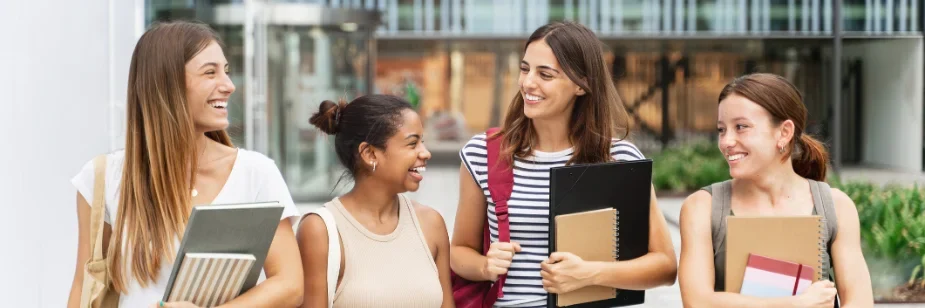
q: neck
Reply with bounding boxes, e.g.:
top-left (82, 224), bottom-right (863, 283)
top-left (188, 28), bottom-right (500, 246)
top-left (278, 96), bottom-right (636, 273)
top-left (531, 114), bottom-right (572, 153)
top-left (342, 178), bottom-right (400, 221)
top-left (733, 159), bottom-right (805, 206)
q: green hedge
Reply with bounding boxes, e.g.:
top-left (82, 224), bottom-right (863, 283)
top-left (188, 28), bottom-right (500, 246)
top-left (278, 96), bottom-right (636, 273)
top-left (651, 142), bottom-right (731, 193)
top-left (832, 180), bottom-right (925, 288)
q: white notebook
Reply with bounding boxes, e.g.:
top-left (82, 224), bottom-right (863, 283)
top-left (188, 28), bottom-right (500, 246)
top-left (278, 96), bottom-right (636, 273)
top-left (166, 253), bottom-right (256, 307)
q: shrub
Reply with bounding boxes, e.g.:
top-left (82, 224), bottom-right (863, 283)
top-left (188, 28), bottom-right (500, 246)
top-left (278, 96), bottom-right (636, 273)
top-left (651, 142), bottom-right (731, 193)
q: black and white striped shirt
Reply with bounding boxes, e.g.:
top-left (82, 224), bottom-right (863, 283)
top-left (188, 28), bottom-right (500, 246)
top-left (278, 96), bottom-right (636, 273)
top-left (459, 133), bottom-right (646, 308)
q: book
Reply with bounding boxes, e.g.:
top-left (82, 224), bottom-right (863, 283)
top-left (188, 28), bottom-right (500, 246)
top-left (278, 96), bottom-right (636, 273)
top-left (547, 159), bottom-right (653, 307)
top-left (725, 215), bottom-right (826, 293)
top-left (166, 253), bottom-right (256, 307)
top-left (554, 208), bottom-right (619, 306)
top-left (740, 253), bottom-right (815, 298)
top-left (162, 202), bottom-right (285, 303)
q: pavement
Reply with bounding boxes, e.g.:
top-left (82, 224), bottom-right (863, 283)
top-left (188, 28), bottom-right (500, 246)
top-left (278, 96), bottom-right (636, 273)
top-left (295, 165), bottom-right (920, 307)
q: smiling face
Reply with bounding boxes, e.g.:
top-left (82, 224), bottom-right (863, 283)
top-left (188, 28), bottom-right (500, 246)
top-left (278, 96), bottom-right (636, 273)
top-left (185, 41), bottom-right (235, 134)
top-left (518, 39), bottom-right (586, 120)
top-left (364, 109), bottom-right (432, 193)
top-left (717, 94), bottom-right (795, 179)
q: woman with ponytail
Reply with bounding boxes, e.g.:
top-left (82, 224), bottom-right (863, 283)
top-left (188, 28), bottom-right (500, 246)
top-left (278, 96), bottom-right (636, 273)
top-left (678, 73), bottom-right (873, 307)
top-left (296, 95), bottom-right (453, 307)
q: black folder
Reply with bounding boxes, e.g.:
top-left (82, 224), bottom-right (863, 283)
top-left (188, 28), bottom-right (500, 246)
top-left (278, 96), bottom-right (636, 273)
top-left (547, 159), bottom-right (653, 308)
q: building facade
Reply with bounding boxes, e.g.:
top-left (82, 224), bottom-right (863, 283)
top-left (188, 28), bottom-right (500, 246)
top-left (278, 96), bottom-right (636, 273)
top-left (145, 0), bottom-right (924, 202)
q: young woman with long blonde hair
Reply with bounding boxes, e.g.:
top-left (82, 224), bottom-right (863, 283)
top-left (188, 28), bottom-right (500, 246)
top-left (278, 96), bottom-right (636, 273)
top-left (67, 21), bottom-right (303, 308)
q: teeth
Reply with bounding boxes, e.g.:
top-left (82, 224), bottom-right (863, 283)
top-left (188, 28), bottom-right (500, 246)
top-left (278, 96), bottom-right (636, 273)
top-left (410, 166), bottom-right (426, 173)
top-left (727, 154), bottom-right (746, 161)
top-left (209, 101), bottom-right (227, 108)
top-left (524, 94), bottom-right (544, 101)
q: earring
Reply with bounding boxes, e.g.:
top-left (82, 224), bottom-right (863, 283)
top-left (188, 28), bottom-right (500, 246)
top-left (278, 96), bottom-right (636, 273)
top-left (779, 145), bottom-right (785, 154)
top-left (372, 161), bottom-right (377, 172)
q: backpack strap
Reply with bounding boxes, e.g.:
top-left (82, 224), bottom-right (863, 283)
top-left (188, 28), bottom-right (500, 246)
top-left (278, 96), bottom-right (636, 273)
top-left (89, 155), bottom-right (108, 263)
top-left (302, 207), bottom-right (340, 308)
top-left (485, 127), bottom-right (513, 299)
top-left (708, 181), bottom-right (732, 255)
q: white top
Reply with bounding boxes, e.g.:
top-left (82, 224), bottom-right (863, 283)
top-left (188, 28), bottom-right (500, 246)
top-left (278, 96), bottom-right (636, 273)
top-left (71, 148), bottom-right (300, 307)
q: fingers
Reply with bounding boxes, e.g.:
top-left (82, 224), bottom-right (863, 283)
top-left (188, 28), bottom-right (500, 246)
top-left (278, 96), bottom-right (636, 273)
top-left (490, 241), bottom-right (521, 253)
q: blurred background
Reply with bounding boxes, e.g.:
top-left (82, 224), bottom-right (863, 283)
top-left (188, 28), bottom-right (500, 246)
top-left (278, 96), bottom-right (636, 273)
top-left (2, 0), bottom-right (924, 306)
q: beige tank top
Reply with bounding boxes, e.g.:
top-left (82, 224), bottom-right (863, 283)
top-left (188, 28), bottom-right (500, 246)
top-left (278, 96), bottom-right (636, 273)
top-left (327, 194), bottom-right (443, 308)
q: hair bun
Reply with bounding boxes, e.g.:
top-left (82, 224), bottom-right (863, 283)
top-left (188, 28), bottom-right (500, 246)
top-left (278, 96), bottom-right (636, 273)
top-left (309, 99), bottom-right (346, 135)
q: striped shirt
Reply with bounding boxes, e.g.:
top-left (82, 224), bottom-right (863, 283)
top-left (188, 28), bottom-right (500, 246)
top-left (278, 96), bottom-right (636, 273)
top-left (458, 133), bottom-right (646, 308)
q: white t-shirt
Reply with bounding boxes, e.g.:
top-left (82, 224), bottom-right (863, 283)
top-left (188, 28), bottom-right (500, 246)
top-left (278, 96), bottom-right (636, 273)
top-left (71, 148), bottom-right (300, 307)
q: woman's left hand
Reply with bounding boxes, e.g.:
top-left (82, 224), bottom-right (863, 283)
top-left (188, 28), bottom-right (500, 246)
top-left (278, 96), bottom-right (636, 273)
top-left (149, 301), bottom-right (201, 308)
top-left (540, 252), bottom-right (598, 294)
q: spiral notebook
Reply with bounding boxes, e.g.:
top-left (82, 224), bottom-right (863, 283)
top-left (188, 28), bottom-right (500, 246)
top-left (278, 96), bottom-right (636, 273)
top-left (725, 215), bottom-right (825, 293)
top-left (166, 253), bottom-right (256, 307)
top-left (740, 253), bottom-right (815, 297)
top-left (547, 159), bottom-right (652, 308)
top-left (554, 208), bottom-right (619, 306)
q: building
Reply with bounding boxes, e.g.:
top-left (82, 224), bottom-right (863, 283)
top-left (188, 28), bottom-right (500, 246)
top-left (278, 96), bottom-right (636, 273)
top-left (144, 0), bottom-right (923, 202)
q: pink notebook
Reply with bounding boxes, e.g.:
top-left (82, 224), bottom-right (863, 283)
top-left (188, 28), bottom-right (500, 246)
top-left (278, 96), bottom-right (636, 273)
top-left (739, 253), bottom-right (815, 297)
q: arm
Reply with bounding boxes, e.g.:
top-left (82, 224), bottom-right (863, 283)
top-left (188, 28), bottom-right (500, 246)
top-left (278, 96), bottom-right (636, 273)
top-left (540, 185), bottom-right (677, 292)
top-left (414, 204), bottom-right (456, 308)
top-left (450, 163), bottom-right (492, 281)
top-left (678, 191), bottom-right (799, 308)
top-left (221, 219), bottom-right (304, 307)
top-left (67, 192), bottom-right (94, 308)
top-left (296, 214), bottom-right (337, 308)
top-left (829, 189), bottom-right (874, 308)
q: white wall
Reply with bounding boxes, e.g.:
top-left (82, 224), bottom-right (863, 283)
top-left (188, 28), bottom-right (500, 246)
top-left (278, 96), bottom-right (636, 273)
top-left (0, 0), bottom-right (142, 306)
top-left (844, 38), bottom-right (924, 172)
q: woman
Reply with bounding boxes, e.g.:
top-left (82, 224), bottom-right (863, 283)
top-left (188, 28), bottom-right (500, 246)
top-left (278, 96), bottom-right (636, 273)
top-left (67, 21), bottom-right (303, 308)
top-left (451, 21), bottom-right (678, 307)
top-left (678, 73), bottom-right (874, 307)
top-left (296, 95), bottom-right (453, 307)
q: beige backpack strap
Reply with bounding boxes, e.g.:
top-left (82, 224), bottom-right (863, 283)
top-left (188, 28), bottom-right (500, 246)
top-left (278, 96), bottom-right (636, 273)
top-left (89, 154), bottom-right (108, 262)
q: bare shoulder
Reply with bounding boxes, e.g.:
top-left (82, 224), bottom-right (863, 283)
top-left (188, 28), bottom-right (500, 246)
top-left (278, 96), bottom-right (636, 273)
top-left (296, 213), bottom-right (330, 246)
top-left (681, 190), bottom-right (713, 216)
top-left (411, 200), bottom-right (449, 234)
top-left (829, 187), bottom-right (861, 222)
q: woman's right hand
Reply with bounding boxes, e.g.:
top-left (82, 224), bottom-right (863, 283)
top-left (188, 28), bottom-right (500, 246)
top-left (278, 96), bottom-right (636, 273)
top-left (483, 241), bottom-right (522, 281)
top-left (792, 280), bottom-right (837, 308)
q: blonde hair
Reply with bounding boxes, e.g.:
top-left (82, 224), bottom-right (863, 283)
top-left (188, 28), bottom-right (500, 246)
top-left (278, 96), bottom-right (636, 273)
top-left (110, 20), bottom-right (232, 292)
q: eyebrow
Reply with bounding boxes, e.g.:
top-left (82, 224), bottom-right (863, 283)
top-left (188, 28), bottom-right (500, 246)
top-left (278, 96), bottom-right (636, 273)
top-left (521, 61), bottom-right (560, 74)
top-left (199, 62), bottom-right (229, 70)
top-left (717, 116), bottom-right (750, 124)
top-left (405, 134), bottom-right (421, 140)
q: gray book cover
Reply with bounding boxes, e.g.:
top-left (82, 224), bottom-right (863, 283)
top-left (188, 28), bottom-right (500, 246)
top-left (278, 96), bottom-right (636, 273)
top-left (162, 201), bottom-right (285, 302)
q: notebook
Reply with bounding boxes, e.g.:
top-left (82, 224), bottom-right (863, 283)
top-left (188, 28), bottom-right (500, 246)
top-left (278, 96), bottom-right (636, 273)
top-left (740, 253), bottom-right (815, 298)
top-left (547, 159), bottom-right (653, 308)
top-left (554, 208), bottom-right (619, 306)
top-left (162, 202), bottom-right (285, 303)
top-left (725, 215), bottom-right (826, 293)
top-left (166, 253), bottom-right (257, 307)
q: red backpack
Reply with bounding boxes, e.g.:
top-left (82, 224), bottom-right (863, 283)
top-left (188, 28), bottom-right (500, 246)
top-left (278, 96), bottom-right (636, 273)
top-left (451, 127), bottom-right (514, 308)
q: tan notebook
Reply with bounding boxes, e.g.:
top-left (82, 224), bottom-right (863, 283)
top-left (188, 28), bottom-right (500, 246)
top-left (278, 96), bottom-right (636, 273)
top-left (167, 253), bottom-right (256, 307)
top-left (725, 215), bottom-right (826, 293)
top-left (554, 208), bottom-right (618, 306)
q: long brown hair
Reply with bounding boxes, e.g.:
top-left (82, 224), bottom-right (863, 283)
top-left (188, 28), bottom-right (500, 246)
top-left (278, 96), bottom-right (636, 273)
top-left (498, 21), bottom-right (631, 165)
top-left (111, 20), bottom-right (232, 292)
top-left (718, 73), bottom-right (828, 181)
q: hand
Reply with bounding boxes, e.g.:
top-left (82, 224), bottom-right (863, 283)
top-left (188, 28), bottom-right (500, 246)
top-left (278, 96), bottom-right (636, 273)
top-left (793, 280), bottom-right (837, 308)
top-left (149, 301), bottom-right (201, 308)
top-left (540, 252), bottom-right (597, 294)
top-left (483, 241), bottom-right (522, 281)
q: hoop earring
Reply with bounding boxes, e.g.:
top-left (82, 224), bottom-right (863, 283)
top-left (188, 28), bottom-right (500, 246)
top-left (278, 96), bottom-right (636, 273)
top-left (779, 145), bottom-right (785, 154)
top-left (372, 161), bottom-right (377, 172)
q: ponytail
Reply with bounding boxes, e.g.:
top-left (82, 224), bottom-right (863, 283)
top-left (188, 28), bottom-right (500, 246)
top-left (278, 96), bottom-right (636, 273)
top-left (793, 134), bottom-right (829, 181)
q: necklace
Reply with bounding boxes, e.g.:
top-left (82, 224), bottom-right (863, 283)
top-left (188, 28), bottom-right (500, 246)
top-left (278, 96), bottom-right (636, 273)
top-left (192, 142), bottom-right (207, 198)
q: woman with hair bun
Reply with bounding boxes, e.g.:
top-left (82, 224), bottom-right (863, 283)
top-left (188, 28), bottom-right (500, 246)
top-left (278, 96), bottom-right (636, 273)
top-left (296, 95), bottom-right (454, 308)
